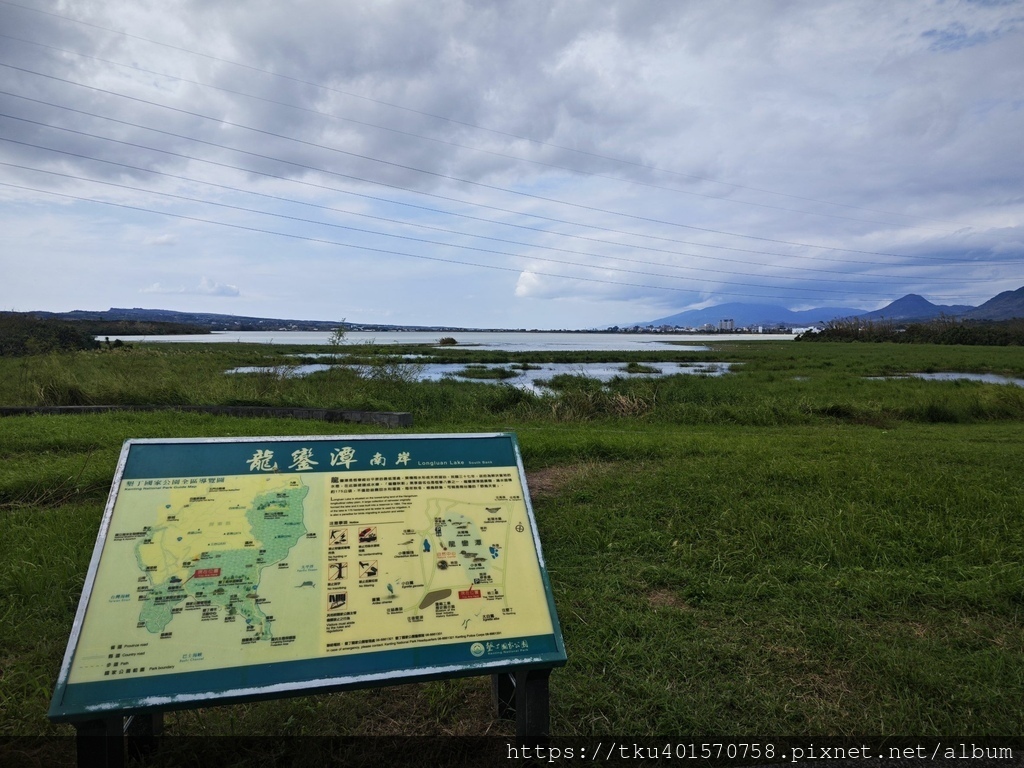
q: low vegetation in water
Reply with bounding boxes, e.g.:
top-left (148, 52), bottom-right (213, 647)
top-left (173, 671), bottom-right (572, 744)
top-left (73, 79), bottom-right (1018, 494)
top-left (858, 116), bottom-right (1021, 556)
top-left (451, 364), bottom-right (521, 380)
top-left (2, 339), bottom-right (1024, 760)
top-left (621, 361), bottom-right (661, 374)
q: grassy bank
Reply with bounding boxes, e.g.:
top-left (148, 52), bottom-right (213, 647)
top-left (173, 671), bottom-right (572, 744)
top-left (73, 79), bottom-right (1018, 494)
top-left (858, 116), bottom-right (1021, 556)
top-left (1, 341), bottom-right (1023, 763)
top-left (3, 341), bottom-right (1024, 426)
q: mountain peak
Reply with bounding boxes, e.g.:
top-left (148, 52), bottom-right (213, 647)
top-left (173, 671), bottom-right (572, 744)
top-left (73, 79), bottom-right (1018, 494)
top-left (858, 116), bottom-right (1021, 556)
top-left (629, 287), bottom-right (1024, 329)
top-left (964, 286), bottom-right (1024, 321)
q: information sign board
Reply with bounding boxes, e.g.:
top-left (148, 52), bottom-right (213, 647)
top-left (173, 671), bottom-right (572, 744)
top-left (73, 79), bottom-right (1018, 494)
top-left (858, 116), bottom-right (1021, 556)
top-left (49, 433), bottom-right (565, 721)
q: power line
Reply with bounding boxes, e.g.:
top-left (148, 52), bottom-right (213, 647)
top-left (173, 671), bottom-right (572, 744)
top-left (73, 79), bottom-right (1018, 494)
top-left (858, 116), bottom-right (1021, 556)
top-left (0, 72), bottom-right (987, 265)
top-left (1, 137), bottom-right (1000, 286)
top-left (6, 178), bottom-right (906, 302)
top-left (0, 0), bottom-right (967, 227)
top-left (11, 158), bottom-right (974, 296)
top-left (0, 8), bottom-right (1015, 307)
top-left (0, 31), bottom-right (964, 234)
top-left (3, 106), bottom-right (1009, 282)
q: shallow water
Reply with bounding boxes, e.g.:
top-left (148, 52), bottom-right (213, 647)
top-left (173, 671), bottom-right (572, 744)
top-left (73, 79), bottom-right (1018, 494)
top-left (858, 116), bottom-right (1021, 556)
top-left (909, 372), bottom-right (1024, 388)
top-left (420, 361), bottom-right (733, 393)
top-left (227, 360), bottom-right (733, 393)
top-left (869, 372), bottom-right (1024, 388)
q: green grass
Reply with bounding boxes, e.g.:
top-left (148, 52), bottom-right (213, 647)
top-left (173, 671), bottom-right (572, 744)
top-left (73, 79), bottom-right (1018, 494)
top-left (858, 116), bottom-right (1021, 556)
top-left (2, 341), bottom-right (1024, 762)
top-left (5, 341), bottom-right (1024, 426)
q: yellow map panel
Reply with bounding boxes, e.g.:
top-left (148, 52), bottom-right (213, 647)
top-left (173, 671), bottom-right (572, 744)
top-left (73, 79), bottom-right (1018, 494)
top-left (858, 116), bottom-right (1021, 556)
top-left (68, 467), bottom-right (554, 685)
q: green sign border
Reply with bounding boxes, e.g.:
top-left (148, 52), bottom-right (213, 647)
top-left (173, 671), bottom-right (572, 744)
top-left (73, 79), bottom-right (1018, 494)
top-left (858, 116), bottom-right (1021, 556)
top-left (49, 432), bottom-right (565, 722)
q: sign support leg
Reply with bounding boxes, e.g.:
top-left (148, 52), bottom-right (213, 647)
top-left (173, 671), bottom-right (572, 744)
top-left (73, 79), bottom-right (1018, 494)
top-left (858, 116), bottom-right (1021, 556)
top-left (514, 667), bottom-right (551, 745)
top-left (125, 711), bottom-right (163, 761)
top-left (74, 716), bottom-right (124, 768)
top-left (491, 671), bottom-right (516, 720)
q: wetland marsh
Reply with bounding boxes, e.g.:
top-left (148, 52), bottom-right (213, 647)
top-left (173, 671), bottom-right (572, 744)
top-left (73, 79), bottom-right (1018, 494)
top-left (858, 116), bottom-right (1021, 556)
top-left (2, 339), bottom-right (1023, 763)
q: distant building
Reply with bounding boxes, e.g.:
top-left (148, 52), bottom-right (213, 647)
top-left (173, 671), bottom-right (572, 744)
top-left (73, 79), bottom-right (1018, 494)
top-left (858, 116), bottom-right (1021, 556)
top-left (719, 318), bottom-right (734, 331)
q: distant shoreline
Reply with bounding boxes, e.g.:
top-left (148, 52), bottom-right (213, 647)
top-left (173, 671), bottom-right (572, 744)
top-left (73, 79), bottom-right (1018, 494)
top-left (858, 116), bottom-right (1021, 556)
top-left (96, 330), bottom-right (797, 351)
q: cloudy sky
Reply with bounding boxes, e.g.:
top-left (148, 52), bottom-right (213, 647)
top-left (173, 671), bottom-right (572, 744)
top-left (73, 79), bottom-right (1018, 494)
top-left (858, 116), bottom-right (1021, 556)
top-left (1, 0), bottom-right (1022, 328)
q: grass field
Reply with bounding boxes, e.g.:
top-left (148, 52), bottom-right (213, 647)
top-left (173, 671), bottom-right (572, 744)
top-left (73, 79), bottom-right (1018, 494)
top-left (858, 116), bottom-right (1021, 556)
top-left (1, 340), bottom-right (1022, 763)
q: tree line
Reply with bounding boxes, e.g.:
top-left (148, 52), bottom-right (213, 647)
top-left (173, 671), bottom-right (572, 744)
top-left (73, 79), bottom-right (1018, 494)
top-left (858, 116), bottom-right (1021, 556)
top-left (0, 313), bottom-right (204, 356)
top-left (797, 317), bottom-right (1024, 345)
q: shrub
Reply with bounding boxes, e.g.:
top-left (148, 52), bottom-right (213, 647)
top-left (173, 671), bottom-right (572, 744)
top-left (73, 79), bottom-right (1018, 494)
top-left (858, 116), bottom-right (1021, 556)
top-left (0, 314), bottom-right (99, 356)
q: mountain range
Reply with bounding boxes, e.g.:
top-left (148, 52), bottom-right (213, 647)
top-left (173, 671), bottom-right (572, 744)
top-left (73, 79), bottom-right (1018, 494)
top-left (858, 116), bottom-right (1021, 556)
top-left (635, 286), bottom-right (1024, 328)
top-left (21, 286), bottom-right (1024, 332)
top-left (25, 307), bottom-right (471, 333)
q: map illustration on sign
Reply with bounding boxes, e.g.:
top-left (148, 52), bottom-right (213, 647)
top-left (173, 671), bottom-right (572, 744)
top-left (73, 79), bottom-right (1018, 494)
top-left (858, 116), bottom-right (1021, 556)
top-left (50, 433), bottom-right (565, 721)
top-left (134, 476), bottom-right (309, 641)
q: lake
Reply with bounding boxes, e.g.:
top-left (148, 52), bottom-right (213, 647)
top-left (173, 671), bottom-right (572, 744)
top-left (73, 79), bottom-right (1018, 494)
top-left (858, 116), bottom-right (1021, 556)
top-left (105, 330), bottom-right (794, 351)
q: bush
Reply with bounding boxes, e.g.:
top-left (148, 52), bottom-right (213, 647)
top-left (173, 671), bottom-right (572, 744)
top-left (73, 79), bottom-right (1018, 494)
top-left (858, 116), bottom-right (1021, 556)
top-left (798, 317), bottom-right (1024, 346)
top-left (0, 314), bottom-right (99, 356)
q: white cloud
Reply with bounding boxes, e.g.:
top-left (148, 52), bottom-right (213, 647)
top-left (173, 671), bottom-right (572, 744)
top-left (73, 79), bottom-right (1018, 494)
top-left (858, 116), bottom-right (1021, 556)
top-left (196, 277), bottom-right (241, 297)
top-left (514, 271), bottom-right (543, 299)
top-left (0, 0), bottom-right (1021, 327)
